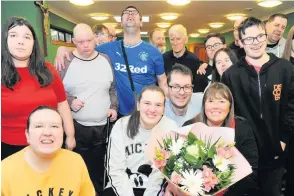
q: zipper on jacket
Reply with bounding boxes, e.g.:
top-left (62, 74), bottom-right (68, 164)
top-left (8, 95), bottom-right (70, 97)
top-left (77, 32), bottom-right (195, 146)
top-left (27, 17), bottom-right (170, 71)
top-left (257, 73), bottom-right (263, 118)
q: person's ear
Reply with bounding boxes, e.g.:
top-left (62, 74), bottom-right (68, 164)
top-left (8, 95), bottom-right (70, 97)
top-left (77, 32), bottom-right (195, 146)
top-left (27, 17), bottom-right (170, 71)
top-left (25, 129), bottom-right (30, 144)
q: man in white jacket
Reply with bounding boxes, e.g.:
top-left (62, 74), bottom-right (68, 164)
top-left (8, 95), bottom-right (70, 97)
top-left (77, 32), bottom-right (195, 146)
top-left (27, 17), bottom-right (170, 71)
top-left (265, 13), bottom-right (288, 57)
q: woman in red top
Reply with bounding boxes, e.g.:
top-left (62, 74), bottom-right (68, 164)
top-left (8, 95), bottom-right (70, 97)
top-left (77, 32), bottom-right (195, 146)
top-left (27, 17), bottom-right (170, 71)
top-left (1, 17), bottom-right (76, 160)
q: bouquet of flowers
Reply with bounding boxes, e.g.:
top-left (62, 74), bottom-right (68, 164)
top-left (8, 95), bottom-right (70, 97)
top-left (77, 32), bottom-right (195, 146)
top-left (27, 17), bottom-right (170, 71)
top-left (146, 122), bottom-right (252, 196)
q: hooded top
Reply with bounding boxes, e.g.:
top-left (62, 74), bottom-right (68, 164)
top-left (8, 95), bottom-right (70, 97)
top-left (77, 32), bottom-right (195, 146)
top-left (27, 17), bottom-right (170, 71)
top-left (222, 53), bottom-right (294, 169)
top-left (265, 37), bottom-right (286, 58)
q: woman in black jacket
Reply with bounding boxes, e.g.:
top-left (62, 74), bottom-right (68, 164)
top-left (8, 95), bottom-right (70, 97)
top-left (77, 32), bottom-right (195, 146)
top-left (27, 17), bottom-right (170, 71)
top-left (183, 82), bottom-right (259, 196)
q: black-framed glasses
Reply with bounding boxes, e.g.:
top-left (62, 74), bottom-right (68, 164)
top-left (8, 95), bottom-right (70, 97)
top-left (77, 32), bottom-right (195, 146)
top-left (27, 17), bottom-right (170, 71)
top-left (241, 33), bottom-right (267, 45)
top-left (205, 43), bottom-right (223, 51)
top-left (168, 85), bottom-right (194, 93)
top-left (122, 10), bottom-right (139, 15)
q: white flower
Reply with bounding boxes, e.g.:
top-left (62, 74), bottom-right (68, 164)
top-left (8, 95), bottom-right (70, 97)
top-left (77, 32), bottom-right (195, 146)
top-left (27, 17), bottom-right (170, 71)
top-left (186, 144), bottom-right (200, 158)
top-left (213, 155), bottom-right (230, 172)
top-left (170, 138), bottom-right (185, 155)
top-left (181, 169), bottom-right (204, 196)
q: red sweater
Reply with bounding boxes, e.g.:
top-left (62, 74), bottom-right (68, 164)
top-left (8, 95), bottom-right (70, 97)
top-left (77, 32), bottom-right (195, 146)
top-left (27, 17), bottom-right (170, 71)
top-left (1, 62), bottom-right (66, 145)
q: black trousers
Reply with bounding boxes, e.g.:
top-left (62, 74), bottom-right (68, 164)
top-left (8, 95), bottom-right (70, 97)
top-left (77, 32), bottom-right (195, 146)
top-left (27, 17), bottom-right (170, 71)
top-left (257, 166), bottom-right (284, 196)
top-left (285, 136), bottom-right (294, 196)
top-left (102, 187), bottom-right (144, 196)
top-left (1, 142), bottom-right (27, 160)
top-left (73, 120), bottom-right (108, 194)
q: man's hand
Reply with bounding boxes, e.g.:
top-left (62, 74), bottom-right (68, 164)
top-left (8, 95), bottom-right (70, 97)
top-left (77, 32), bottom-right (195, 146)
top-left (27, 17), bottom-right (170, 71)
top-left (108, 109), bottom-right (117, 121)
top-left (54, 46), bottom-right (71, 71)
top-left (281, 141), bottom-right (286, 151)
top-left (65, 136), bottom-right (76, 150)
top-left (196, 63), bottom-right (208, 75)
top-left (71, 99), bottom-right (84, 112)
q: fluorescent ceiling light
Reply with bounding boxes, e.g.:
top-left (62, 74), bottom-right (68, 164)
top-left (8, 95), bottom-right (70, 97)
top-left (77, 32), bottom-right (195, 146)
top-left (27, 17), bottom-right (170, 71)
top-left (69, 0), bottom-right (94, 6)
top-left (90, 13), bottom-right (110, 21)
top-left (115, 29), bottom-right (123, 34)
top-left (156, 23), bottom-right (171, 28)
top-left (140, 32), bottom-right (148, 35)
top-left (226, 13), bottom-right (246, 21)
top-left (167, 0), bottom-right (191, 6)
top-left (113, 16), bottom-right (149, 22)
top-left (209, 23), bottom-right (224, 28)
top-left (189, 33), bottom-right (200, 38)
top-left (103, 23), bottom-right (118, 28)
top-left (258, 0), bottom-right (282, 7)
top-left (160, 13), bottom-right (179, 21)
top-left (198, 29), bottom-right (210, 34)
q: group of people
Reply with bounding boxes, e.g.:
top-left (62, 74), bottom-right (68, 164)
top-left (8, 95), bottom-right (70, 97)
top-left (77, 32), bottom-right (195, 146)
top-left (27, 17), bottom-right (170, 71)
top-left (1, 4), bottom-right (294, 196)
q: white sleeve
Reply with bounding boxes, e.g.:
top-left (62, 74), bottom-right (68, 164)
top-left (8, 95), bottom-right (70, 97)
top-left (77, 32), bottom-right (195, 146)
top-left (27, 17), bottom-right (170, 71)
top-left (106, 119), bottom-right (135, 196)
top-left (143, 167), bottom-right (165, 196)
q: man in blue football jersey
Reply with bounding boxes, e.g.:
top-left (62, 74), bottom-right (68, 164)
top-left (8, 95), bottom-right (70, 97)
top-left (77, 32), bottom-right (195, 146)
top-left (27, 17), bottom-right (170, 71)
top-left (55, 6), bottom-right (168, 116)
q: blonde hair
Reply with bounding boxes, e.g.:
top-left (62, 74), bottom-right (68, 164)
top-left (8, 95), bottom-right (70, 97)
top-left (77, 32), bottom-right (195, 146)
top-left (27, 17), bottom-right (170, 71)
top-left (282, 26), bottom-right (294, 61)
top-left (168, 24), bottom-right (187, 37)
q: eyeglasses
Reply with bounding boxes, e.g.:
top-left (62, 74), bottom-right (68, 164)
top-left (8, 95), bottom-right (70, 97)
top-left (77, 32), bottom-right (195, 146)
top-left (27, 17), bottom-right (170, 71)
top-left (109, 35), bottom-right (117, 40)
top-left (241, 33), bottom-right (267, 45)
top-left (122, 10), bottom-right (139, 15)
top-left (168, 85), bottom-right (194, 93)
top-left (205, 43), bottom-right (223, 51)
top-left (95, 32), bottom-right (109, 38)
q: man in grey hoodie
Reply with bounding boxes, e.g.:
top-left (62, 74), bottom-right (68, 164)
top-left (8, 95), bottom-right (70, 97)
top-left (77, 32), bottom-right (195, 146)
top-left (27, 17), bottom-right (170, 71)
top-left (265, 13), bottom-right (288, 57)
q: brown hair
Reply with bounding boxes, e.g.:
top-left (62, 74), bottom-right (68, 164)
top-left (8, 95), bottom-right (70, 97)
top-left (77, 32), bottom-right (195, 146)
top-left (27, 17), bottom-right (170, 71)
top-left (193, 82), bottom-right (234, 127)
top-left (127, 85), bottom-right (165, 139)
top-left (282, 26), bottom-right (294, 61)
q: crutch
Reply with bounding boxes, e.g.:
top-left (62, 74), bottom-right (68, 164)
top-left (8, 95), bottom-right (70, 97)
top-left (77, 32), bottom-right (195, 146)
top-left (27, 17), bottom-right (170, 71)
top-left (103, 117), bottom-right (111, 188)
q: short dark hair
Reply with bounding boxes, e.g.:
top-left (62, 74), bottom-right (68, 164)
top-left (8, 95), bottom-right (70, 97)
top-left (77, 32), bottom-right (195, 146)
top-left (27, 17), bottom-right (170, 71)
top-left (27, 106), bottom-right (61, 130)
top-left (167, 63), bottom-right (193, 85)
top-left (212, 48), bottom-right (238, 82)
top-left (126, 85), bottom-right (165, 139)
top-left (2, 17), bottom-right (53, 90)
top-left (92, 24), bottom-right (109, 35)
top-left (204, 33), bottom-right (226, 45)
top-left (121, 6), bottom-right (141, 18)
top-left (238, 17), bottom-right (266, 40)
top-left (268, 13), bottom-right (288, 23)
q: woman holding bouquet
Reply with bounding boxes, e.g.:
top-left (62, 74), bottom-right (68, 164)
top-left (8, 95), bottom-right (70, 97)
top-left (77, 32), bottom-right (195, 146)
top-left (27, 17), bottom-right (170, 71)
top-left (103, 85), bottom-right (178, 196)
top-left (164, 82), bottom-right (258, 196)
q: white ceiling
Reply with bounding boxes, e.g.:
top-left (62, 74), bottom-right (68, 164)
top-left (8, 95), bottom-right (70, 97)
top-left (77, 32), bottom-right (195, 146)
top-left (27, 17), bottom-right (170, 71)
top-left (48, 0), bottom-right (294, 36)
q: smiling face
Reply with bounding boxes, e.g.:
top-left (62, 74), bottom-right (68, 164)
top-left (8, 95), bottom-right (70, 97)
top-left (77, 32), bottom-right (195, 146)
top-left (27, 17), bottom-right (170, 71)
top-left (137, 90), bottom-right (165, 130)
top-left (266, 16), bottom-right (287, 44)
top-left (205, 37), bottom-right (226, 61)
top-left (204, 93), bottom-right (230, 127)
top-left (239, 25), bottom-right (267, 60)
top-left (215, 51), bottom-right (233, 77)
top-left (7, 25), bottom-right (34, 62)
top-left (168, 72), bottom-right (193, 109)
top-left (25, 109), bottom-right (63, 157)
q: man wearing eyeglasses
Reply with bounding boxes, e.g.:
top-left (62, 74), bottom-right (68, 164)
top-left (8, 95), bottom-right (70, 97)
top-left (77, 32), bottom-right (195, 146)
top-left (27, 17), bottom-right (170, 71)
top-left (222, 17), bottom-right (294, 196)
top-left (164, 63), bottom-right (203, 127)
top-left (196, 33), bottom-right (226, 78)
top-left (92, 24), bottom-right (111, 45)
top-left (54, 6), bottom-right (168, 117)
top-left (104, 23), bottom-right (117, 42)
